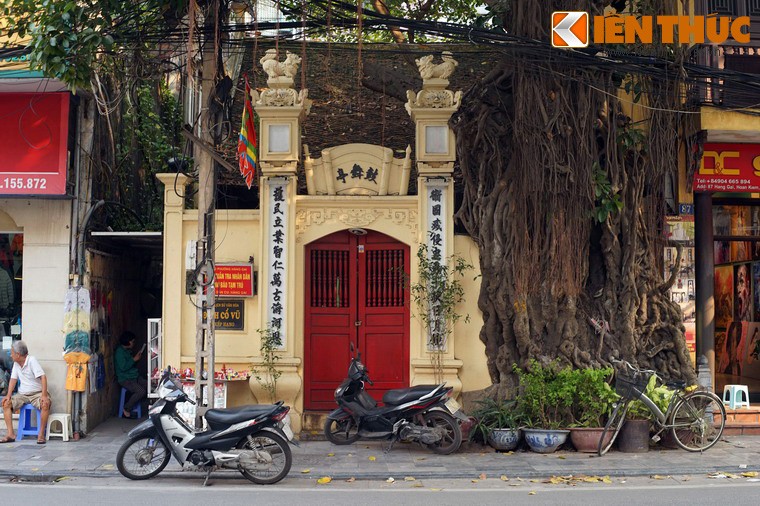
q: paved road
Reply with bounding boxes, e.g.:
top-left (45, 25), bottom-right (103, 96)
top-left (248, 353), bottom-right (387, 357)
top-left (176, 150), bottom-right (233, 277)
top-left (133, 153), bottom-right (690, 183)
top-left (2, 475), bottom-right (760, 506)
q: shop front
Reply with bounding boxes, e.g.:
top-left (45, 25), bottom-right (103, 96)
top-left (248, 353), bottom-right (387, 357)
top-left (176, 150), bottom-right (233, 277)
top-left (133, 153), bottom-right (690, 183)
top-left (694, 142), bottom-right (760, 401)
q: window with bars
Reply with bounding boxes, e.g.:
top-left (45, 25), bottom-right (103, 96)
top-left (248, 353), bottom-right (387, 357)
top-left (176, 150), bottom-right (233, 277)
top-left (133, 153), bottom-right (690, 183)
top-left (365, 249), bottom-right (405, 307)
top-left (309, 250), bottom-right (349, 308)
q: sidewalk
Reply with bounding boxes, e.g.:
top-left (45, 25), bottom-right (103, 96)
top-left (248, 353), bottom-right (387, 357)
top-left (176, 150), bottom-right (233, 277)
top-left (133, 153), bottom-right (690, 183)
top-left (1, 417), bottom-right (760, 482)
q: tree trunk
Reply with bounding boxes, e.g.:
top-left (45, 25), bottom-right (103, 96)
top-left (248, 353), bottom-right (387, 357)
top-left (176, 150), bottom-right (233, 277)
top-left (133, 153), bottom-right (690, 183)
top-left (451, 1), bottom-right (695, 395)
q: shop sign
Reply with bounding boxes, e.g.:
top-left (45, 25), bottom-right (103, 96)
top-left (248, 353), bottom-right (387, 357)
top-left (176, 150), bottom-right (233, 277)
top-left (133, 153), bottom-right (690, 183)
top-left (203, 299), bottom-right (244, 331)
top-left (0, 93), bottom-right (70, 195)
top-left (693, 143), bottom-right (760, 193)
top-left (214, 264), bottom-right (254, 297)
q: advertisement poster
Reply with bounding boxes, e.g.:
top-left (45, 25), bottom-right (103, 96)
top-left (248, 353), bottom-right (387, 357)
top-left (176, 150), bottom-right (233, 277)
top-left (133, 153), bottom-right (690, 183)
top-left (747, 323), bottom-right (760, 381)
top-left (734, 263), bottom-right (752, 322)
top-left (718, 321), bottom-right (747, 377)
top-left (714, 265), bottom-right (734, 330)
top-left (754, 262), bottom-right (760, 322)
top-left (694, 143), bottom-right (760, 192)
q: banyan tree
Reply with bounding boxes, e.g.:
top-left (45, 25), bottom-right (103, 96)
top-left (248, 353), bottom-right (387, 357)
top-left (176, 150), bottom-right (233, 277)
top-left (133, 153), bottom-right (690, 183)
top-left (451, 0), bottom-right (696, 396)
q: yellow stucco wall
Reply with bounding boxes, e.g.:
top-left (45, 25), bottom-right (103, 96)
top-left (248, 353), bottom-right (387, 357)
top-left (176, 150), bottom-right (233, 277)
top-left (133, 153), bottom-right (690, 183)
top-left (158, 174), bottom-right (492, 423)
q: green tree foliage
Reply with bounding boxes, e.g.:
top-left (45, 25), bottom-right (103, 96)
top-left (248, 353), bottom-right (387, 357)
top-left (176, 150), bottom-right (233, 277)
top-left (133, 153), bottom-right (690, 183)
top-left (0, 0), bottom-right (186, 88)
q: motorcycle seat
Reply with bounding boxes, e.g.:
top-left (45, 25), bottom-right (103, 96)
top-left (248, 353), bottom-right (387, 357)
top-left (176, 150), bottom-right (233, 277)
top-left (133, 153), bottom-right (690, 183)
top-left (205, 404), bottom-right (278, 425)
top-left (383, 385), bottom-right (440, 406)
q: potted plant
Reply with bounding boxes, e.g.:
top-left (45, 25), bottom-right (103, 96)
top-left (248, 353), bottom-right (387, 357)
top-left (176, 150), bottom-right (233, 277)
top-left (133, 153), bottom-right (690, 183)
top-left (513, 360), bottom-right (573, 453)
top-left (566, 367), bottom-right (618, 452)
top-left (621, 374), bottom-right (676, 451)
top-left (469, 397), bottom-right (523, 451)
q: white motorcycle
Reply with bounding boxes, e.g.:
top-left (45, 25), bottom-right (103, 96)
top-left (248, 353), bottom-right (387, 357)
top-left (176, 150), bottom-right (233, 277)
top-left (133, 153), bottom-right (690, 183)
top-left (116, 367), bottom-right (295, 485)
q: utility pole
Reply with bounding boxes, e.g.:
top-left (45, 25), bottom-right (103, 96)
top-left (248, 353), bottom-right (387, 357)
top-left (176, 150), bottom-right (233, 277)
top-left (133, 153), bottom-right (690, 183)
top-left (193, 6), bottom-right (218, 429)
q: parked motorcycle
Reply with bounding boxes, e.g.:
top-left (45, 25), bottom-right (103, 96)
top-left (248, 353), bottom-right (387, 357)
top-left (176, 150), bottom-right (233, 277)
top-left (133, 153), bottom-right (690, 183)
top-left (324, 348), bottom-right (465, 454)
top-left (116, 367), bottom-right (295, 485)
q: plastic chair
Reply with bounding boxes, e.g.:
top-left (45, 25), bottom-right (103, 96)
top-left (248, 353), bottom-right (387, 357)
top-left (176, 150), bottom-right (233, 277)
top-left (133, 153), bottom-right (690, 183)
top-left (46, 413), bottom-right (72, 442)
top-left (722, 384), bottom-right (751, 409)
top-left (118, 387), bottom-right (142, 418)
top-left (16, 404), bottom-right (41, 441)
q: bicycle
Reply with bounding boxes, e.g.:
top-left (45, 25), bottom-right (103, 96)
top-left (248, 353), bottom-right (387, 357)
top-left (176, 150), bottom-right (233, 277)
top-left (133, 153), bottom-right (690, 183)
top-left (598, 359), bottom-right (726, 456)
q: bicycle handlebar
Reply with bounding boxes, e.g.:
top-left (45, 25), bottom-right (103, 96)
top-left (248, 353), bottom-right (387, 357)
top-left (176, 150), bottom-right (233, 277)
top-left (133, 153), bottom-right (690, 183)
top-left (610, 358), bottom-right (657, 377)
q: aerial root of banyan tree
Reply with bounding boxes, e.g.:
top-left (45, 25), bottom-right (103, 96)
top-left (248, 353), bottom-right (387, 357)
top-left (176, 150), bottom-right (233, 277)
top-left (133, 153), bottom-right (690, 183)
top-left (452, 47), bottom-right (696, 397)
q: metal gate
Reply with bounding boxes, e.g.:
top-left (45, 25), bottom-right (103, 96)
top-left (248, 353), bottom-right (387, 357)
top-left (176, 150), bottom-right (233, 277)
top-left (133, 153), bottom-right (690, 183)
top-left (304, 230), bottom-right (410, 410)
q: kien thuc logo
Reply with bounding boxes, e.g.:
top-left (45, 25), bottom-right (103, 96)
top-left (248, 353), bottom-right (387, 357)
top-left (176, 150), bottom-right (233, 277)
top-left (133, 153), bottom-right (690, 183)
top-left (552, 12), bottom-right (751, 47)
top-left (552, 11), bottom-right (589, 48)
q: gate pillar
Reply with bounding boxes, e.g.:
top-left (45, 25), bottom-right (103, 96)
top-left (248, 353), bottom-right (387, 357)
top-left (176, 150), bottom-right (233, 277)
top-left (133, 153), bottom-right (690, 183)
top-left (407, 53), bottom-right (465, 396)
top-left (251, 50), bottom-right (311, 429)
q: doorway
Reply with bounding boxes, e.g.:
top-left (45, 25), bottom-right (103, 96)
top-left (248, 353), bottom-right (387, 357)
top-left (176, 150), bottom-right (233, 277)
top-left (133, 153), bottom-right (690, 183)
top-left (304, 230), bottom-right (410, 410)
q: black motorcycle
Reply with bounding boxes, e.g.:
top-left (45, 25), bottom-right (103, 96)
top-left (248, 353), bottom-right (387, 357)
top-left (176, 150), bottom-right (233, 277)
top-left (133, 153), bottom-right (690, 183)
top-left (324, 349), bottom-right (465, 454)
top-left (116, 367), bottom-right (294, 485)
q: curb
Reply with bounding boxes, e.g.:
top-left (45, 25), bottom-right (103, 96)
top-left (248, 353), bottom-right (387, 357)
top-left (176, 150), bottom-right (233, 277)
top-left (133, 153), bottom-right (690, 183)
top-left (4, 464), bottom-right (760, 483)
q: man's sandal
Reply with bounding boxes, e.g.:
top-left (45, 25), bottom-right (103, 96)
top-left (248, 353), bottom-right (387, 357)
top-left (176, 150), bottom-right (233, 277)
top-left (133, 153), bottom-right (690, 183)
top-left (0, 436), bottom-right (15, 443)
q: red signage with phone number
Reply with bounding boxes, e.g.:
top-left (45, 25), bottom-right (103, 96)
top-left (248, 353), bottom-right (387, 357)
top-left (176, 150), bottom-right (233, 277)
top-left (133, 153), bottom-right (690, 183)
top-left (0, 93), bottom-right (70, 195)
top-left (214, 264), bottom-right (254, 297)
top-left (693, 143), bottom-right (760, 193)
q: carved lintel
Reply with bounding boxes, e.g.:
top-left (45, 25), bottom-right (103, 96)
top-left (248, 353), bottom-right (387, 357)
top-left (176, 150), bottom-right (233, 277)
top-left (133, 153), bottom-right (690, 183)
top-left (406, 89), bottom-right (462, 110)
top-left (261, 161), bottom-right (298, 175)
top-left (295, 208), bottom-right (418, 242)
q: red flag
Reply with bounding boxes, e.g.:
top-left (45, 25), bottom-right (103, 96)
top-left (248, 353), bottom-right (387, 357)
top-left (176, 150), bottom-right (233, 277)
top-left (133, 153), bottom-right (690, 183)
top-left (238, 76), bottom-right (258, 189)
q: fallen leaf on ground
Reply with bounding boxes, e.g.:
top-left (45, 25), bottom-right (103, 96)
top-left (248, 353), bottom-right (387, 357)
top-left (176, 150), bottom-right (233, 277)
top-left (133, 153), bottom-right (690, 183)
top-left (471, 479), bottom-right (480, 483)
top-left (345, 477), bottom-right (356, 483)
top-left (708, 473), bottom-right (728, 479)
top-left (430, 488), bottom-right (442, 492)
top-left (530, 479), bottom-right (540, 483)
top-left (317, 476), bottom-right (332, 485)
top-left (528, 491), bottom-right (537, 495)
top-left (501, 451), bottom-right (514, 455)
top-left (500, 475), bottom-right (509, 481)
top-left (301, 469), bottom-right (311, 474)
top-left (509, 483), bottom-right (521, 487)
top-left (724, 473), bottom-right (741, 479)
top-left (741, 471), bottom-right (759, 477)
top-left (404, 476), bottom-right (416, 481)
top-left (650, 475), bottom-right (668, 480)
top-left (368, 456), bottom-right (376, 461)
top-left (54, 477), bottom-right (71, 482)
top-left (327, 453), bottom-right (335, 457)
top-left (557, 455), bottom-right (566, 459)
top-left (100, 465), bottom-right (113, 470)
top-left (386, 477), bottom-right (395, 483)
top-left (601, 476), bottom-right (612, 484)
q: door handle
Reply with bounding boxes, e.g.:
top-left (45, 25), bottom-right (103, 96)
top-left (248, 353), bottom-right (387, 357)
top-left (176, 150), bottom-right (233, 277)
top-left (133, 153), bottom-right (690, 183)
top-left (355, 320), bottom-right (362, 327)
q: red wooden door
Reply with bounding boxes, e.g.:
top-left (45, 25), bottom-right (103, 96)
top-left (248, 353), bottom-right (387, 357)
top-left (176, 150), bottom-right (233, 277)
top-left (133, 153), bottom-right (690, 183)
top-left (304, 230), bottom-right (409, 410)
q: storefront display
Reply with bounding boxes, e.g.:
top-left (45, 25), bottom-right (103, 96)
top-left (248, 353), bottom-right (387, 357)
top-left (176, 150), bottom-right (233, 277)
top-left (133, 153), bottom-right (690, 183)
top-left (713, 203), bottom-right (760, 397)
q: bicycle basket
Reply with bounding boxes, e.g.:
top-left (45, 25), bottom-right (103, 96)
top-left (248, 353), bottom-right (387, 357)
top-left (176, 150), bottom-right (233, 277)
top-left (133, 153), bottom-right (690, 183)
top-left (615, 370), bottom-right (651, 400)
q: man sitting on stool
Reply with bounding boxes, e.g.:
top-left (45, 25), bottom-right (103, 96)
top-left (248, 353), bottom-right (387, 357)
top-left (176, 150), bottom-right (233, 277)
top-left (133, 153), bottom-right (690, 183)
top-left (1, 340), bottom-right (51, 444)
top-left (115, 331), bottom-right (145, 418)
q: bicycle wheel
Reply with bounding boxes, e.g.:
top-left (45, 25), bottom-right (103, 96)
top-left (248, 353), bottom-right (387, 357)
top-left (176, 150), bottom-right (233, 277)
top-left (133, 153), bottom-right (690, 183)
top-left (598, 399), bottom-right (630, 456)
top-left (669, 391), bottom-right (725, 452)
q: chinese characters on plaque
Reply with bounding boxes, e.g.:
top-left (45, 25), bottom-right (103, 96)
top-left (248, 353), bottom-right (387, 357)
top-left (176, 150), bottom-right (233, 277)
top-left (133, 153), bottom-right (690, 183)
top-left (267, 179), bottom-right (288, 347)
top-left (335, 163), bottom-right (379, 185)
top-left (426, 180), bottom-right (448, 265)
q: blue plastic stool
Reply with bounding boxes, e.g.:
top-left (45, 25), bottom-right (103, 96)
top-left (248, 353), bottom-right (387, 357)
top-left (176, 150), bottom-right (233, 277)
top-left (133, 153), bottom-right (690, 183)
top-left (118, 387), bottom-right (142, 418)
top-left (16, 404), bottom-right (42, 441)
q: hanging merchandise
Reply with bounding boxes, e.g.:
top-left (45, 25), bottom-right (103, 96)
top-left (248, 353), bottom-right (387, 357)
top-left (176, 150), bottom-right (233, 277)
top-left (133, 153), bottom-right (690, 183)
top-left (88, 354), bottom-right (98, 393)
top-left (63, 286), bottom-right (92, 354)
top-left (96, 352), bottom-right (105, 390)
top-left (63, 286), bottom-right (92, 393)
top-left (64, 351), bottom-right (90, 392)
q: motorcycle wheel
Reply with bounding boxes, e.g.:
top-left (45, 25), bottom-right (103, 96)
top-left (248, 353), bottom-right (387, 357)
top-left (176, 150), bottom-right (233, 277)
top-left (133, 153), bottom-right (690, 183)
top-left (116, 434), bottom-right (171, 480)
top-left (422, 411), bottom-right (462, 455)
top-left (237, 432), bottom-right (292, 485)
top-left (324, 417), bottom-right (360, 445)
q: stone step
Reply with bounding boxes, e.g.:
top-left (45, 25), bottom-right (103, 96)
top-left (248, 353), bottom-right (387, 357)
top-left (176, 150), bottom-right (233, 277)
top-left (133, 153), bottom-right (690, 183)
top-left (300, 411), bottom-right (329, 440)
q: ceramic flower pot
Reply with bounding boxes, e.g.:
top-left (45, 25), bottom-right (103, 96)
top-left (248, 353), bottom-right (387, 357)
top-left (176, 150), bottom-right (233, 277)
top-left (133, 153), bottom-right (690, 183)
top-left (487, 428), bottom-right (522, 451)
top-left (523, 428), bottom-right (570, 453)
top-left (569, 427), bottom-right (612, 453)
